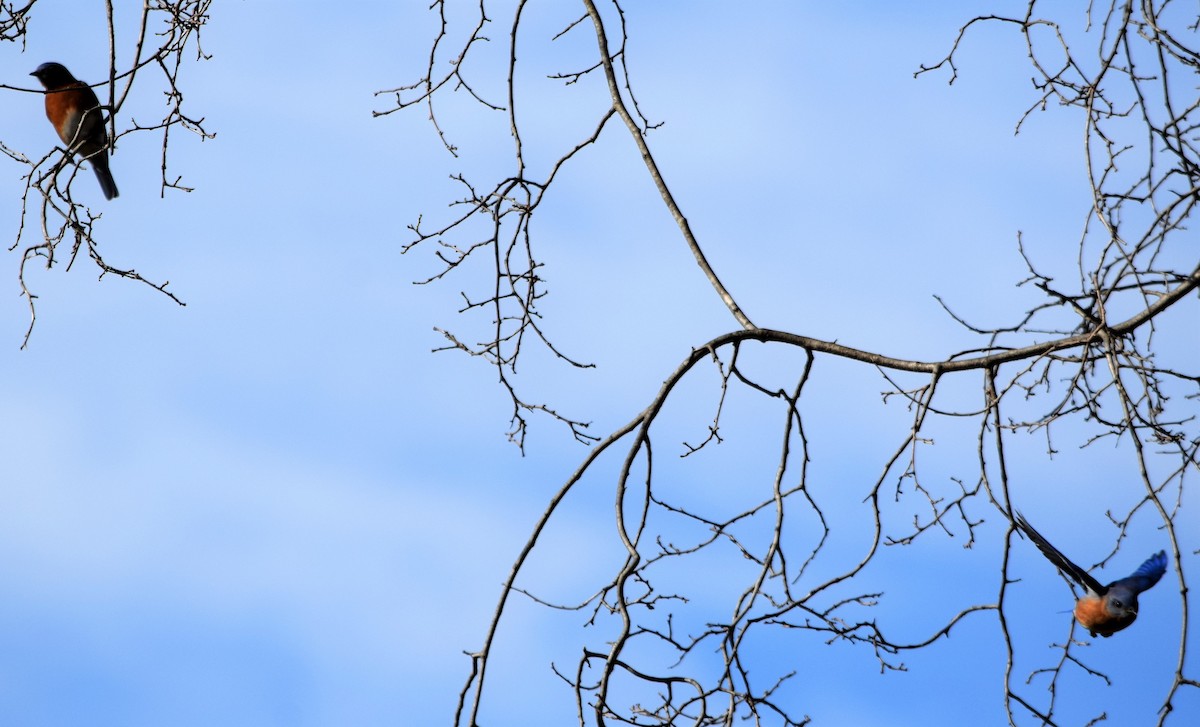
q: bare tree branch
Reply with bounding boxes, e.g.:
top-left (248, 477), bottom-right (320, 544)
top-left (4, 0), bottom-right (213, 347)
top-left (389, 1), bottom-right (1200, 723)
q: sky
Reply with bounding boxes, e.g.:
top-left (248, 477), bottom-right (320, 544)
top-left (0, 2), bottom-right (1196, 726)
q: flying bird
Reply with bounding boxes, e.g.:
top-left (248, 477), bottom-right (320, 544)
top-left (30, 62), bottom-right (119, 200)
top-left (1014, 512), bottom-right (1167, 637)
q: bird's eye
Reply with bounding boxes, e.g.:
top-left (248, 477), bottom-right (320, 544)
top-left (1111, 599), bottom-right (1124, 609)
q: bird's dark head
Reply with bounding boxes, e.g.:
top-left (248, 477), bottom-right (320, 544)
top-left (1104, 586), bottom-right (1140, 622)
top-left (30, 62), bottom-right (77, 90)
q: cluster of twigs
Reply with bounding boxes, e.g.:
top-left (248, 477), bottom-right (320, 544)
top-left (3, 0), bottom-right (1192, 723)
top-left (2, 0), bottom-right (213, 347)
top-left (396, 1), bottom-right (1197, 724)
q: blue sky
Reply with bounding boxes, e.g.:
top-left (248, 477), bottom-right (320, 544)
top-left (1, 2), bottom-right (1195, 726)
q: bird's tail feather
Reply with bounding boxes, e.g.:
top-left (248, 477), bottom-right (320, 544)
top-left (92, 163), bottom-right (118, 200)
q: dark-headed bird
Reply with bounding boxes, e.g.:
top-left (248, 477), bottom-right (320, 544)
top-left (30, 62), bottom-right (119, 200)
top-left (1014, 512), bottom-right (1166, 637)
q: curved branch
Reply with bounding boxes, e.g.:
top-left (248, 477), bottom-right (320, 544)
top-left (580, 0), bottom-right (757, 331)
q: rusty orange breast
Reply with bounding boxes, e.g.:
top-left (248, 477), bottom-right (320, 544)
top-left (1074, 596), bottom-right (1132, 636)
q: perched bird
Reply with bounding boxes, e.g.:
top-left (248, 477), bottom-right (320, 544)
top-left (30, 62), bottom-right (119, 200)
top-left (1014, 511), bottom-right (1167, 637)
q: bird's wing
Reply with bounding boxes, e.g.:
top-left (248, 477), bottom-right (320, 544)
top-left (1109, 549), bottom-right (1167, 595)
top-left (1014, 512), bottom-right (1106, 596)
top-left (69, 84), bottom-right (107, 150)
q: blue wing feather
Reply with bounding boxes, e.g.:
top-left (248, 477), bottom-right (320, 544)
top-left (1110, 550), bottom-right (1167, 594)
